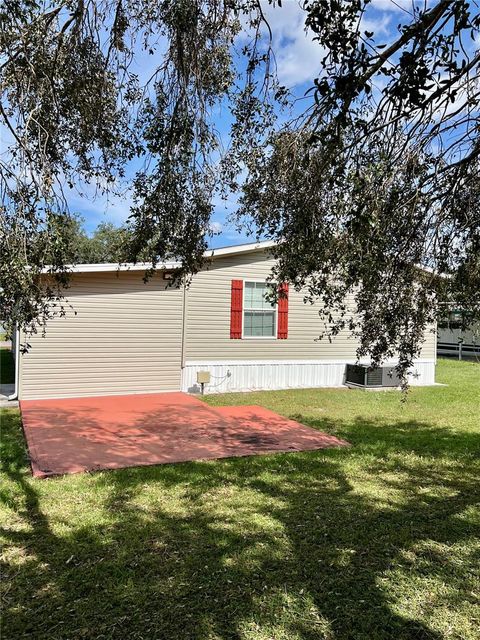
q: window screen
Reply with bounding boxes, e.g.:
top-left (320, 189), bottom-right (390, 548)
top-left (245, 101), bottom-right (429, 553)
top-left (243, 281), bottom-right (276, 337)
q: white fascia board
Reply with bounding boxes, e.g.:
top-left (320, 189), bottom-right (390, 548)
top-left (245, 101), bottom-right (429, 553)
top-left (41, 240), bottom-right (277, 274)
top-left (205, 240), bottom-right (276, 259)
top-left (51, 261), bottom-right (181, 274)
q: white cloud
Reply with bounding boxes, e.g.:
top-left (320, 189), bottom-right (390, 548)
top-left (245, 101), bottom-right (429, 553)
top-left (427, 73), bottom-right (480, 121)
top-left (65, 182), bottom-right (134, 232)
top-left (361, 13), bottom-right (392, 38)
top-left (208, 221), bottom-right (223, 234)
top-left (370, 0), bottom-right (432, 13)
top-left (242, 1), bottom-right (324, 88)
top-left (254, 2), bottom-right (396, 88)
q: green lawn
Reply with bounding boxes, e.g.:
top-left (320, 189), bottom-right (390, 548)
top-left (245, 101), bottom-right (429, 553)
top-left (1, 359), bottom-right (479, 640)
top-left (0, 347), bottom-right (15, 385)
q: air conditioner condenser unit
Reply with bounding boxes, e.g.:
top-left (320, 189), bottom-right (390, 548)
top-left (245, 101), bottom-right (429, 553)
top-left (345, 364), bottom-right (401, 388)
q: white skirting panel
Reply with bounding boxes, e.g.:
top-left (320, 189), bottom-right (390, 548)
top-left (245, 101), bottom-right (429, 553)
top-left (182, 359), bottom-right (436, 394)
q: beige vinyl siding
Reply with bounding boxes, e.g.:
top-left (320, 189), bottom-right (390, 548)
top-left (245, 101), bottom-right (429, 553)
top-left (185, 249), bottom-right (437, 362)
top-left (421, 325), bottom-right (437, 360)
top-left (19, 247), bottom-right (436, 400)
top-left (19, 271), bottom-right (184, 400)
top-left (186, 250), bottom-right (359, 361)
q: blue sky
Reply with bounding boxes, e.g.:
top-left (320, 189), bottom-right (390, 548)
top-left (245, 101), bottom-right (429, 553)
top-left (65, 0), bottom-right (479, 248)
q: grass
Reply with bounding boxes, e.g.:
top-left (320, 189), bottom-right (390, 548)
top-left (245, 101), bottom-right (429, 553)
top-left (0, 348), bottom-right (15, 385)
top-left (1, 359), bottom-right (479, 640)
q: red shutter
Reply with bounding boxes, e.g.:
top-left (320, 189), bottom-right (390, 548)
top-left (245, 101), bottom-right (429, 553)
top-left (230, 280), bottom-right (243, 339)
top-left (277, 283), bottom-right (289, 339)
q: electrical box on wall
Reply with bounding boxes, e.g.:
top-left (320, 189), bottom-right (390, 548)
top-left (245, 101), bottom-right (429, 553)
top-left (196, 371), bottom-right (211, 384)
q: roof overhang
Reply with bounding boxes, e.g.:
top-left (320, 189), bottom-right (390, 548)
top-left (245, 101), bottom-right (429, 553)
top-left (41, 240), bottom-right (276, 274)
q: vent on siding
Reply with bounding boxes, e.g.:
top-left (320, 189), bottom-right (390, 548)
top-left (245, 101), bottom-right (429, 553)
top-left (345, 364), bottom-right (401, 388)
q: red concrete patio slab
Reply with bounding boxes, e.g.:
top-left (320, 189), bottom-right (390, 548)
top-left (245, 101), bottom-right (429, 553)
top-left (20, 392), bottom-right (349, 478)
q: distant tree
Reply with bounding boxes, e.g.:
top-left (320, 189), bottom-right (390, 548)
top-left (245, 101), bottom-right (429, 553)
top-left (34, 215), bottom-right (128, 265)
top-left (42, 214), bottom-right (91, 265)
top-left (1, 1), bottom-right (479, 381)
top-left (82, 222), bottom-right (130, 264)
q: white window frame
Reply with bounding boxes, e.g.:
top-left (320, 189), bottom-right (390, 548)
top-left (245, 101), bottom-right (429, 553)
top-left (242, 279), bottom-right (278, 339)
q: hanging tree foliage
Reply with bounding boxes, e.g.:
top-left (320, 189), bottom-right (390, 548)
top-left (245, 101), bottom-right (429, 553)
top-left (0, 0), bottom-right (479, 379)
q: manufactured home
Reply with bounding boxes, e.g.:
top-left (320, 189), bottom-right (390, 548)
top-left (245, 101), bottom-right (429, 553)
top-left (437, 313), bottom-right (479, 359)
top-left (12, 241), bottom-right (436, 400)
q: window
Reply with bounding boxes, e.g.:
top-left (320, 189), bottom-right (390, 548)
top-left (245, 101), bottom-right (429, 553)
top-left (243, 281), bottom-right (276, 337)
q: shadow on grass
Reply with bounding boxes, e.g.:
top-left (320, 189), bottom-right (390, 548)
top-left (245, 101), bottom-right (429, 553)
top-left (1, 409), bottom-right (479, 640)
